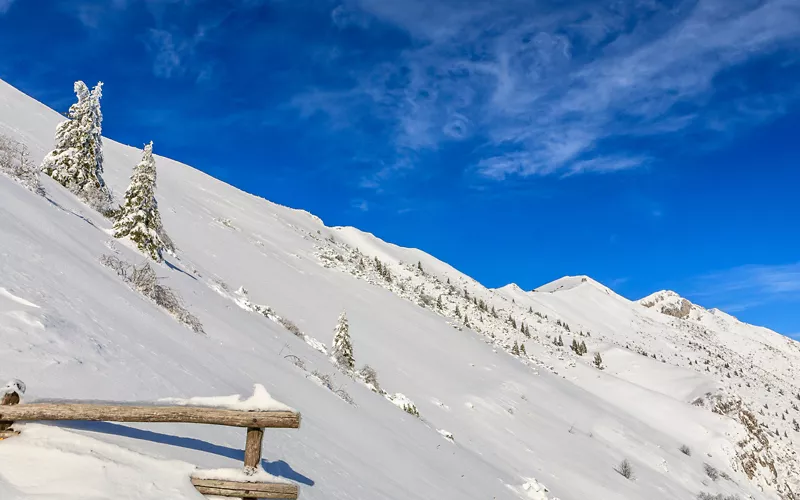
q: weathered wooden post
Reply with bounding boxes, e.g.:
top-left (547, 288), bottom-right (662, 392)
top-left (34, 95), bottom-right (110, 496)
top-left (244, 427), bottom-right (264, 470)
top-left (243, 427), bottom-right (265, 500)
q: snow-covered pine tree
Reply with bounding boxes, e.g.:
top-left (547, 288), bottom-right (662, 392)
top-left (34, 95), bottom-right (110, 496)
top-left (580, 340), bottom-right (587, 355)
top-left (593, 352), bottom-right (604, 370)
top-left (511, 341), bottom-right (520, 355)
top-left (520, 343), bottom-right (527, 355)
top-left (113, 142), bottom-right (169, 262)
top-left (331, 311), bottom-right (355, 370)
top-left (41, 81), bottom-right (109, 207)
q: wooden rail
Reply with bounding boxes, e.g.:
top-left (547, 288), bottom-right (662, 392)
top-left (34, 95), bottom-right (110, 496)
top-left (0, 403), bottom-right (300, 428)
top-left (191, 478), bottom-right (298, 499)
top-left (1, 385), bottom-right (302, 499)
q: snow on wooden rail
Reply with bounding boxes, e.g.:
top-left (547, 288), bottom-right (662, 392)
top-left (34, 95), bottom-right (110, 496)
top-left (0, 383), bottom-right (300, 428)
top-left (1, 382), bottom-right (302, 499)
top-left (0, 403), bottom-right (300, 428)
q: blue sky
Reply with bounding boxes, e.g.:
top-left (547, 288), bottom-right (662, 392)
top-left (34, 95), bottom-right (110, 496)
top-left (1, 0), bottom-right (798, 336)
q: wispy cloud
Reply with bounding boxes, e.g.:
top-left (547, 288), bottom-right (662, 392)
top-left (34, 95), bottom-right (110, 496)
top-left (0, 0), bottom-right (14, 15)
top-left (691, 262), bottom-right (800, 312)
top-left (350, 198), bottom-right (370, 212)
top-left (143, 27), bottom-right (209, 79)
top-left (292, 0), bottom-right (800, 184)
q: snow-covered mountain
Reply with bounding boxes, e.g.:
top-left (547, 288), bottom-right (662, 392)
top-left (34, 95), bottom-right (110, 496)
top-left (1, 77), bottom-right (798, 500)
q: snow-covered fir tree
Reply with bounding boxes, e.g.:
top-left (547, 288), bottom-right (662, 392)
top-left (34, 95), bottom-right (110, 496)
top-left (41, 81), bottom-right (109, 207)
top-left (113, 142), bottom-right (170, 262)
top-left (331, 311), bottom-right (355, 370)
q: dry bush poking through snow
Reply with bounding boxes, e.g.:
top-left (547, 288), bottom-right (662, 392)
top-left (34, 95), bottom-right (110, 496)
top-left (335, 387), bottom-right (355, 405)
top-left (679, 444), bottom-right (692, 456)
top-left (359, 364), bottom-right (381, 393)
top-left (284, 354), bottom-right (305, 370)
top-left (312, 370), bottom-right (334, 390)
top-left (697, 493), bottom-right (740, 500)
top-left (615, 459), bottom-right (635, 480)
top-left (0, 134), bottom-right (45, 196)
top-left (100, 254), bottom-right (204, 334)
top-left (278, 317), bottom-right (304, 337)
top-left (310, 370), bottom-right (355, 406)
top-left (703, 463), bottom-right (720, 481)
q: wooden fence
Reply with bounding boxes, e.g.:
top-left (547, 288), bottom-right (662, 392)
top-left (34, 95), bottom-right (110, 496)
top-left (0, 386), bottom-right (302, 499)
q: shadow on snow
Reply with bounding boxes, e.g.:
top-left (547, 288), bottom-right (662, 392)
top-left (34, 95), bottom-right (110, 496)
top-left (48, 420), bottom-right (315, 486)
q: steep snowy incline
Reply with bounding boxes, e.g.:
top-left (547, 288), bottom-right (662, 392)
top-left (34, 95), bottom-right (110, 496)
top-left (0, 78), bottom-right (791, 500)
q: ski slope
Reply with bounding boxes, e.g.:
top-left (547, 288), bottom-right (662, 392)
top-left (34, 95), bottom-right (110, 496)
top-left (0, 78), bottom-right (797, 500)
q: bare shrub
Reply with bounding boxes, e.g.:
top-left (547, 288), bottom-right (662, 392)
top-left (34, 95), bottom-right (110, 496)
top-left (359, 364), bottom-right (381, 392)
top-left (335, 387), bottom-right (355, 405)
top-left (679, 444), bottom-right (692, 456)
top-left (312, 370), bottom-right (334, 390)
top-left (100, 254), bottom-right (204, 334)
top-left (100, 254), bottom-right (129, 277)
top-left (697, 493), bottom-right (740, 500)
top-left (615, 459), bottom-right (635, 480)
top-left (284, 354), bottom-right (305, 370)
top-left (177, 310), bottom-right (204, 334)
top-left (278, 317), bottom-right (303, 337)
top-left (0, 134), bottom-right (45, 196)
top-left (81, 181), bottom-right (115, 216)
top-left (703, 463), bottom-right (719, 481)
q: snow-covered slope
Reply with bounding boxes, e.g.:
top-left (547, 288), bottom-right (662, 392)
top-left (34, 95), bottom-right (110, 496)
top-left (0, 78), bottom-right (798, 500)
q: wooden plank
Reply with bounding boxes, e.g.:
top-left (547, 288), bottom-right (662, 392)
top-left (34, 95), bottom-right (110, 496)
top-left (0, 404), bottom-right (300, 428)
top-left (244, 427), bottom-right (264, 469)
top-left (191, 478), bottom-right (297, 499)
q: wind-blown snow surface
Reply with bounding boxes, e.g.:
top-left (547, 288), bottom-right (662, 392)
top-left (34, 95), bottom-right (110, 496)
top-left (0, 78), bottom-right (797, 500)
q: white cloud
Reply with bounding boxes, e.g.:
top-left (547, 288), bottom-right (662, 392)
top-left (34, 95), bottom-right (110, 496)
top-left (296, 0), bottom-right (800, 182)
top-left (350, 199), bottom-right (370, 211)
top-left (145, 29), bottom-right (183, 78)
top-left (143, 27), bottom-right (207, 79)
top-left (0, 0), bottom-right (14, 15)
top-left (692, 262), bottom-right (800, 312)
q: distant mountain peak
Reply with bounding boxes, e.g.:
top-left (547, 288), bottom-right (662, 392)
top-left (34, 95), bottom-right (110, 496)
top-left (639, 290), bottom-right (695, 319)
top-left (534, 275), bottom-right (600, 293)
